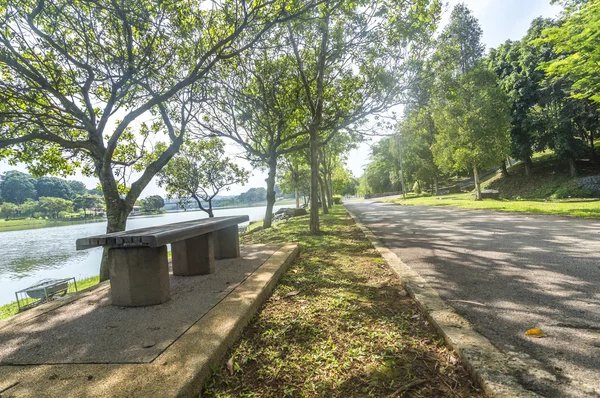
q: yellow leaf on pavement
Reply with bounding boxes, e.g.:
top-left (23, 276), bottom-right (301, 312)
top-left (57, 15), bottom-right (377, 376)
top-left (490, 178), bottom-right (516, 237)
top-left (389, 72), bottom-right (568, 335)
top-left (525, 328), bottom-right (546, 338)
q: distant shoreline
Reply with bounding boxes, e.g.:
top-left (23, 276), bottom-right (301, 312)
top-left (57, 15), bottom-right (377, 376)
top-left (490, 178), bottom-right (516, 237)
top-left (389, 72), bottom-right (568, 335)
top-left (0, 201), bottom-right (297, 233)
top-left (0, 217), bottom-right (106, 233)
top-left (167, 199), bottom-right (296, 213)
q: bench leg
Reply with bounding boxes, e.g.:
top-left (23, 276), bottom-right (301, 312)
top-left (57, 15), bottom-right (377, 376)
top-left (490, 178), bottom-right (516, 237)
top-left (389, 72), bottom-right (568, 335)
top-left (171, 233), bottom-right (215, 276)
top-left (213, 231), bottom-right (220, 259)
top-left (216, 225), bottom-right (240, 259)
top-left (108, 246), bottom-right (170, 307)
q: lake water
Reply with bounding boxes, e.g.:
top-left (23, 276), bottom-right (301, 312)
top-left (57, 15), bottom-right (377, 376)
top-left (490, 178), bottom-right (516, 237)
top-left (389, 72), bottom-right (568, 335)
top-left (0, 205), bottom-right (282, 306)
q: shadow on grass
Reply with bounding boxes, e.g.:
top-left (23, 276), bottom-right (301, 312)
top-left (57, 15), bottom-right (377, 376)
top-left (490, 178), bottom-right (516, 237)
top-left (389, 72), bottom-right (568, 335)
top-left (203, 206), bottom-right (482, 398)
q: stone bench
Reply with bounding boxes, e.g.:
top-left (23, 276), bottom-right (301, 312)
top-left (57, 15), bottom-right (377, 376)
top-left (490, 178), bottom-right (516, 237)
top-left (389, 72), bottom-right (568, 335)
top-left (76, 216), bottom-right (249, 307)
top-left (480, 189), bottom-right (500, 199)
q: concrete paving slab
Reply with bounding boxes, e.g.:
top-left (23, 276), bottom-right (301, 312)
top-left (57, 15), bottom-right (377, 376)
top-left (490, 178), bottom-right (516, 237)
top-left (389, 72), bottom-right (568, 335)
top-left (0, 244), bottom-right (299, 398)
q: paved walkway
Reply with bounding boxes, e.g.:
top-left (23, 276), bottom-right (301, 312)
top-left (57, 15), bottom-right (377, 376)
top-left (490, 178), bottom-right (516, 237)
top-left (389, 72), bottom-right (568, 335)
top-left (345, 200), bottom-right (600, 398)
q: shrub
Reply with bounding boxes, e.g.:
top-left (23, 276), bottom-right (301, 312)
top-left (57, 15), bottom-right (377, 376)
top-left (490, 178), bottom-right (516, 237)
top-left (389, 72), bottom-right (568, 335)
top-left (333, 195), bottom-right (342, 204)
top-left (413, 181), bottom-right (422, 195)
top-left (550, 186), bottom-right (599, 199)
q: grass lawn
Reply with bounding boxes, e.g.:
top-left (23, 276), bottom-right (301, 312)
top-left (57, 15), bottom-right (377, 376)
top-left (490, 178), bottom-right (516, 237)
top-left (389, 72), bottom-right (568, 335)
top-left (0, 275), bottom-right (100, 321)
top-left (386, 193), bottom-right (600, 218)
top-left (202, 206), bottom-right (481, 397)
top-left (0, 218), bottom-right (54, 232)
top-left (0, 217), bottom-right (104, 232)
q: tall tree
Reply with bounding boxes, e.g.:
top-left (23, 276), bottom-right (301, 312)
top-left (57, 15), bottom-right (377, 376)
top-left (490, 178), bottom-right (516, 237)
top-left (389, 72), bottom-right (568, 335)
top-left (0, 170), bottom-right (36, 204)
top-left (540, 0), bottom-right (600, 104)
top-left (487, 19), bottom-right (557, 176)
top-left (278, 154), bottom-right (311, 209)
top-left (158, 139), bottom-right (248, 217)
top-left (432, 5), bottom-right (510, 200)
top-left (39, 196), bottom-right (73, 219)
top-left (68, 181), bottom-right (88, 196)
top-left (286, 0), bottom-right (442, 233)
top-left (0, 0), bottom-right (315, 280)
top-left (36, 177), bottom-right (73, 199)
top-left (435, 3), bottom-right (485, 76)
top-left (73, 194), bottom-right (100, 217)
top-left (432, 68), bottom-right (511, 199)
top-left (198, 42), bottom-right (309, 228)
top-left (400, 63), bottom-right (441, 194)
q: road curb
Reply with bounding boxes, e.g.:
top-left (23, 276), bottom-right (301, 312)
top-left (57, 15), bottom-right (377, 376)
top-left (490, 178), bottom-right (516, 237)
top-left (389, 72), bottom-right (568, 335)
top-left (345, 207), bottom-right (542, 398)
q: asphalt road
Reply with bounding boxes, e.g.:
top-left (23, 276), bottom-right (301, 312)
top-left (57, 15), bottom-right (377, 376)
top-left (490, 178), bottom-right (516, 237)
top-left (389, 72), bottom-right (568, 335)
top-left (345, 200), bottom-right (600, 398)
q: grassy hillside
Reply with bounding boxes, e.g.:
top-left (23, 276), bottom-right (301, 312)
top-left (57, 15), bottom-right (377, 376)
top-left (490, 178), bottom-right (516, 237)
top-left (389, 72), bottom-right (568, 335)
top-left (482, 152), bottom-right (600, 199)
top-left (387, 151), bottom-right (600, 218)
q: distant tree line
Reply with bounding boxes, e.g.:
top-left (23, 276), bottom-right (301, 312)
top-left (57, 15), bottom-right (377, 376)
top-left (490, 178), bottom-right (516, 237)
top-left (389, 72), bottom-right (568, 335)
top-left (0, 171), bottom-right (100, 204)
top-left (0, 171), bottom-right (103, 219)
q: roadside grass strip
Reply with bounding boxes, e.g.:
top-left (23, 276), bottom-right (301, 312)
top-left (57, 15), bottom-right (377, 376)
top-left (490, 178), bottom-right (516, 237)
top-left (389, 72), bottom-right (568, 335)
top-left (202, 206), bottom-right (482, 397)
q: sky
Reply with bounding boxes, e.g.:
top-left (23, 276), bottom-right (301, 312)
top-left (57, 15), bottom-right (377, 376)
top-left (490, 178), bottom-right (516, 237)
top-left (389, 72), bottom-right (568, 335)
top-left (0, 0), bottom-right (563, 197)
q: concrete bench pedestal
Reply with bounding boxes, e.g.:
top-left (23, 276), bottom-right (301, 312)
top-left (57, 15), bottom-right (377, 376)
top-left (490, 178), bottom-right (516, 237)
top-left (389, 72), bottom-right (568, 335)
top-left (108, 246), bottom-right (170, 307)
top-left (215, 225), bottom-right (240, 259)
top-left (172, 233), bottom-right (215, 276)
top-left (172, 225), bottom-right (240, 276)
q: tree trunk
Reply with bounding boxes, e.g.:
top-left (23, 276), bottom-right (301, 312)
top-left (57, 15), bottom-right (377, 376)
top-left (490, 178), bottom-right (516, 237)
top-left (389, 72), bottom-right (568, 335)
top-left (396, 136), bottom-right (407, 200)
top-left (568, 156), bottom-right (577, 177)
top-left (100, 199), bottom-right (129, 282)
top-left (506, 157), bottom-right (512, 167)
top-left (295, 188), bottom-right (300, 209)
top-left (319, 175), bottom-right (328, 215)
top-left (263, 158), bottom-right (277, 229)
top-left (473, 164), bottom-right (482, 201)
top-left (525, 157), bottom-right (533, 177)
top-left (328, 173), bottom-right (334, 208)
top-left (433, 175), bottom-right (439, 196)
top-left (324, 173), bottom-right (333, 209)
top-left (192, 195), bottom-right (213, 218)
top-left (309, 128), bottom-right (320, 233)
top-left (207, 200), bottom-right (214, 218)
top-left (501, 162), bottom-right (509, 177)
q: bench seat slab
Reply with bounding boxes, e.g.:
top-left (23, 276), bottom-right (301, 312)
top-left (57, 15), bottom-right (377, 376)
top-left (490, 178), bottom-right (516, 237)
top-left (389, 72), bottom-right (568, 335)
top-left (172, 233), bottom-right (215, 276)
top-left (216, 225), bottom-right (240, 259)
top-left (108, 246), bottom-right (170, 307)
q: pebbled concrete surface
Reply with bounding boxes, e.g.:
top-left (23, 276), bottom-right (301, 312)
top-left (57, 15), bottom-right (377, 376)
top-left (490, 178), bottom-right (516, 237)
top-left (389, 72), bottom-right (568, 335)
top-left (0, 245), bottom-right (281, 365)
top-left (0, 244), bottom-right (299, 398)
top-left (345, 200), bottom-right (600, 398)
